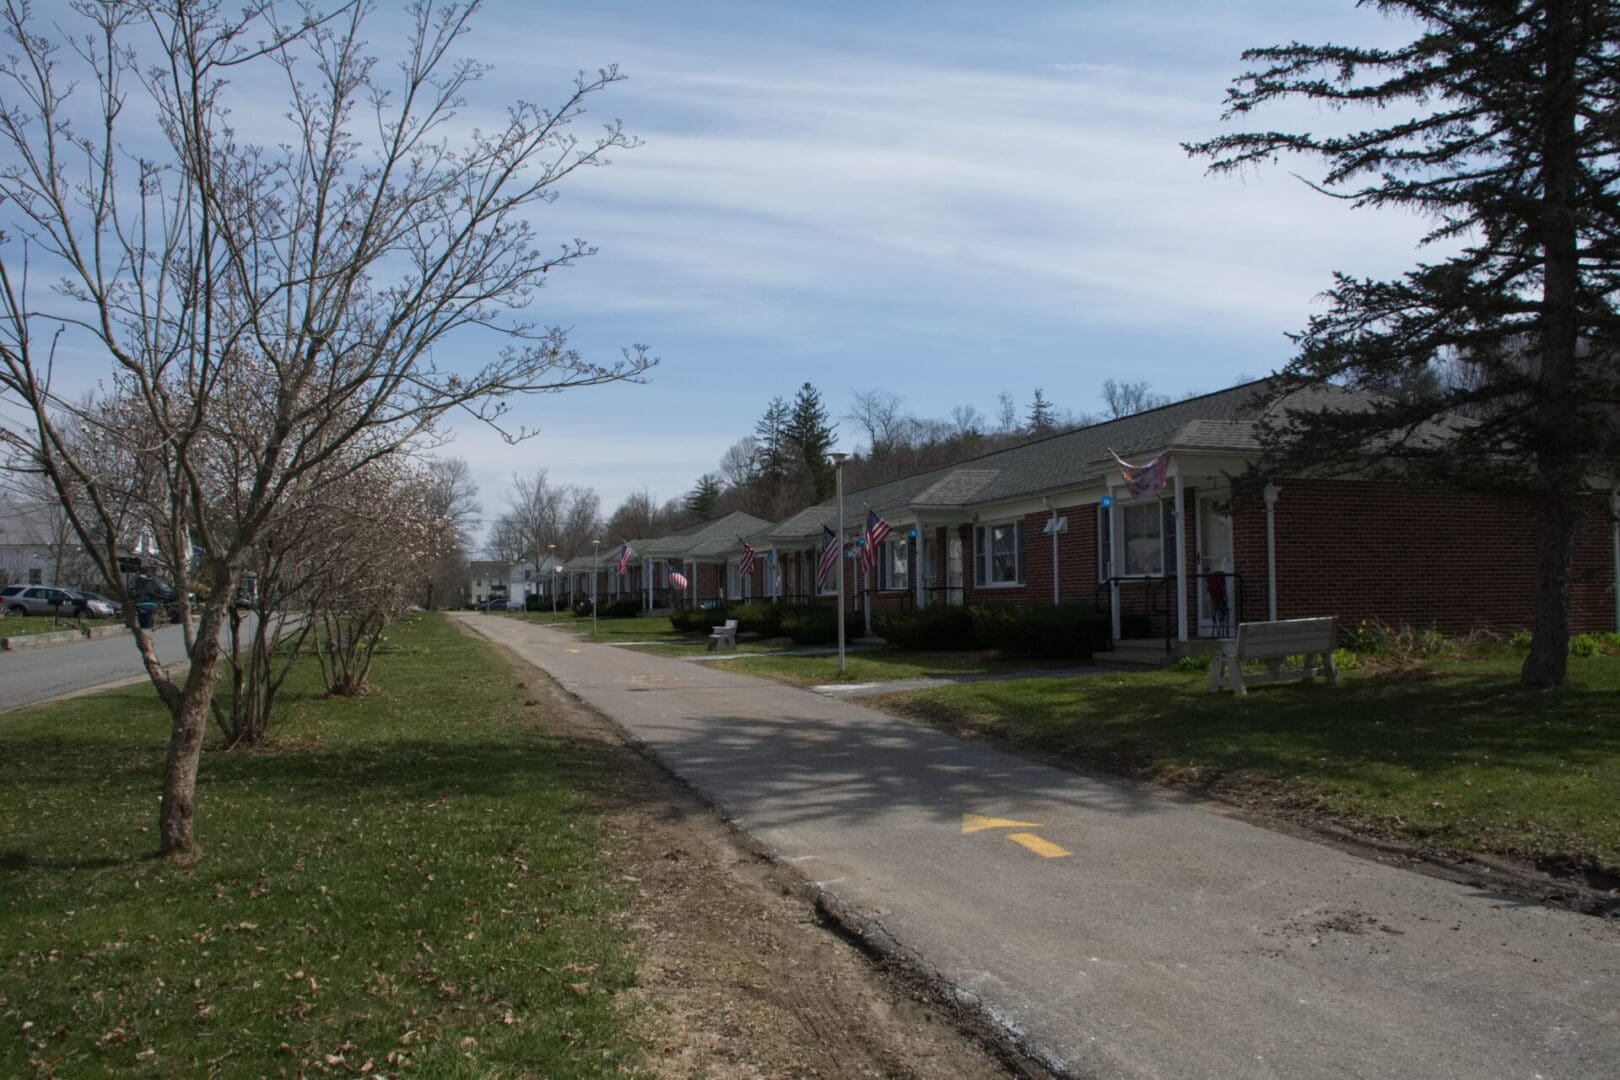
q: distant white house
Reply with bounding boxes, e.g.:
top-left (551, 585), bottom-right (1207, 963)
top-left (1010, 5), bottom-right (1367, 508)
top-left (466, 555), bottom-right (565, 607)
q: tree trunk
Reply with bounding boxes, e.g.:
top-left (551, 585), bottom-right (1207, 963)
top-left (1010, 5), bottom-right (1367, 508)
top-left (1522, 497), bottom-right (1575, 688)
top-left (157, 603), bottom-right (227, 855)
top-left (1521, 1), bottom-right (1581, 692)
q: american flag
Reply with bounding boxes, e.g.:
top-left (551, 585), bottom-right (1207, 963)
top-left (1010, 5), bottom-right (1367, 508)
top-left (815, 525), bottom-right (840, 591)
top-left (616, 541), bottom-right (635, 575)
top-left (860, 510), bottom-right (891, 571)
top-left (739, 541), bottom-right (756, 577)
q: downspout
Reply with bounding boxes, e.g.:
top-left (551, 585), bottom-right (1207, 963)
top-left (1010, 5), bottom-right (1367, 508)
top-left (1174, 472), bottom-right (1187, 642)
top-left (1611, 486), bottom-right (1619, 633)
top-left (915, 525), bottom-right (926, 610)
top-left (1109, 485), bottom-right (1123, 641)
top-left (1043, 497), bottom-right (1060, 606)
top-left (1264, 483), bottom-right (1280, 622)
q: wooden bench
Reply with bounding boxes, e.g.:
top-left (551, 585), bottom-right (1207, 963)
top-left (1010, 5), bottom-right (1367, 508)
top-left (1209, 617), bottom-right (1338, 696)
top-left (707, 619), bottom-right (738, 652)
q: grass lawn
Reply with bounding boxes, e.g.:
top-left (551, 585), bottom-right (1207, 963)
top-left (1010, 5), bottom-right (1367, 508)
top-left (0, 613), bottom-right (646, 1080)
top-left (875, 652), bottom-right (1620, 871)
top-left (702, 649), bottom-right (1079, 687)
top-left (501, 611), bottom-right (691, 645)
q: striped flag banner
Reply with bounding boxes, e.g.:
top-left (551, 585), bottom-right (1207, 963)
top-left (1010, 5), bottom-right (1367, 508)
top-left (815, 525), bottom-right (840, 591)
top-left (860, 509), bottom-right (891, 571)
top-left (739, 540), bottom-right (756, 577)
top-left (616, 541), bottom-right (635, 575)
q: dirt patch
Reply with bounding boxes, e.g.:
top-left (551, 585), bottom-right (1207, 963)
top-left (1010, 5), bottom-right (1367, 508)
top-left (492, 645), bottom-right (1045, 1080)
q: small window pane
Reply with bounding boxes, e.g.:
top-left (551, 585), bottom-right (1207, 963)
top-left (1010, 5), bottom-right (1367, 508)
top-left (1123, 503), bottom-right (1163, 576)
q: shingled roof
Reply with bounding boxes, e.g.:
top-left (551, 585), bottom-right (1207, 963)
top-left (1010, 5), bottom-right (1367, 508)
top-left (757, 377), bottom-right (1380, 544)
top-left (638, 511), bottom-right (774, 560)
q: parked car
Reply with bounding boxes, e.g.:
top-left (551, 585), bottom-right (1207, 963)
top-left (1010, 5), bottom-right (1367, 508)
top-left (76, 590), bottom-right (123, 617)
top-left (66, 590), bottom-right (116, 618)
top-left (0, 584), bottom-right (105, 617)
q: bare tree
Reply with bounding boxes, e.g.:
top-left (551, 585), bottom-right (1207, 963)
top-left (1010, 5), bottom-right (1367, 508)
top-left (845, 389), bottom-right (912, 455)
top-left (718, 437), bottom-right (760, 489)
top-left (1101, 379), bottom-right (1170, 418)
top-left (606, 490), bottom-right (665, 539)
top-left (0, 0), bottom-right (653, 855)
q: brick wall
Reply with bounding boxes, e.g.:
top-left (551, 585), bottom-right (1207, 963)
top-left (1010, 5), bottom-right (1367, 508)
top-left (1233, 479), bottom-right (1615, 634)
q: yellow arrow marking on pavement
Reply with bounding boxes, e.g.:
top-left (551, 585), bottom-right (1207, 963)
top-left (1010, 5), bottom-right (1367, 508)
top-left (566, 648), bottom-right (581, 654)
top-left (962, 814), bottom-right (1043, 834)
top-left (1008, 832), bottom-right (1071, 859)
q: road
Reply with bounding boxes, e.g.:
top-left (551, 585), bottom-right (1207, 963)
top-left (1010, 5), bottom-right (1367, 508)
top-left (460, 613), bottom-right (1620, 1080)
top-left (0, 624), bottom-right (189, 711)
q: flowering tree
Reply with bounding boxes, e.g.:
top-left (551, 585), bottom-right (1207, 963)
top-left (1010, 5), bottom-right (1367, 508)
top-left (0, 0), bottom-right (654, 855)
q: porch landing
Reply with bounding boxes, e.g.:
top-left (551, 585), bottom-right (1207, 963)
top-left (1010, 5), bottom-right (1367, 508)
top-left (1093, 637), bottom-right (1222, 670)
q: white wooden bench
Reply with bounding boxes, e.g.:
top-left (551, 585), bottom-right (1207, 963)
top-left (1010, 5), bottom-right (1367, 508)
top-left (1209, 617), bottom-right (1338, 696)
top-left (707, 618), bottom-right (739, 652)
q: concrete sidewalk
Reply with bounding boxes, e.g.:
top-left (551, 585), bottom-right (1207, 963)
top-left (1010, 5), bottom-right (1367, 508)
top-left (460, 614), bottom-right (1619, 1080)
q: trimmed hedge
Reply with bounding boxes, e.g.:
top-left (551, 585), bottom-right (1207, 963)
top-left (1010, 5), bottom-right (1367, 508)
top-left (730, 603), bottom-right (786, 638)
top-left (668, 607), bottom-right (731, 634)
top-left (599, 598), bottom-right (642, 619)
top-left (873, 606), bottom-right (981, 651)
top-left (779, 606), bottom-right (863, 646)
top-left (970, 604), bottom-right (1112, 659)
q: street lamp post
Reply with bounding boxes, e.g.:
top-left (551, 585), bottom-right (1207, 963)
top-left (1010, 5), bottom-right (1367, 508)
top-left (548, 544), bottom-right (557, 617)
top-left (831, 452), bottom-right (849, 675)
top-left (591, 539), bottom-right (601, 640)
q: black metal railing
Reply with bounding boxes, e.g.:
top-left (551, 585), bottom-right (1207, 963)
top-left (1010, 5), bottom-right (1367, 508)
top-left (1092, 575), bottom-right (1174, 655)
top-left (898, 585), bottom-right (968, 611)
top-left (1194, 571), bottom-right (1245, 639)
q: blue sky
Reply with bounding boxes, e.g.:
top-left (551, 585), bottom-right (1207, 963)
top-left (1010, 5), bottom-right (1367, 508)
top-left (28, 0), bottom-right (1431, 530)
top-left (438, 0), bottom-right (1430, 526)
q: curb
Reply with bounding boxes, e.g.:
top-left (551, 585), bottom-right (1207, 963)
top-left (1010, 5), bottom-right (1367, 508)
top-left (83, 625), bottom-right (131, 641)
top-left (2, 628), bottom-right (84, 651)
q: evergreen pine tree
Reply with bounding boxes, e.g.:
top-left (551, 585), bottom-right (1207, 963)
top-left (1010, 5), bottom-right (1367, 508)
top-left (1187, 0), bottom-right (1620, 689)
top-left (785, 382), bottom-right (837, 501)
top-left (686, 474), bottom-right (722, 518)
top-left (1027, 388), bottom-right (1056, 434)
top-left (753, 396), bottom-right (792, 484)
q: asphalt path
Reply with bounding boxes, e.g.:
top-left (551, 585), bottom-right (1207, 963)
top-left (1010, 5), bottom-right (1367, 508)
top-left (0, 623), bottom-right (188, 711)
top-left (459, 613), bottom-right (1620, 1080)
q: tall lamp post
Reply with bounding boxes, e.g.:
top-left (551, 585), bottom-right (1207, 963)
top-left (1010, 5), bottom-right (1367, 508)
top-left (591, 538), bottom-right (601, 640)
top-left (547, 544), bottom-right (557, 617)
top-left (831, 451), bottom-right (849, 675)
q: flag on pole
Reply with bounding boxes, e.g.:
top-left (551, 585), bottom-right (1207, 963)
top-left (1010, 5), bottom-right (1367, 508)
top-left (815, 525), bottom-right (840, 591)
top-left (860, 510), bottom-right (891, 571)
top-left (616, 541), bottom-right (635, 575)
top-left (739, 540), bottom-right (756, 577)
top-left (1109, 448), bottom-right (1171, 497)
top-left (668, 571), bottom-right (689, 590)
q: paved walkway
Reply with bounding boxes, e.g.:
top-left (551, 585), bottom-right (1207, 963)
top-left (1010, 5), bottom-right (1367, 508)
top-left (805, 665), bottom-right (1106, 699)
top-left (459, 614), bottom-right (1619, 1080)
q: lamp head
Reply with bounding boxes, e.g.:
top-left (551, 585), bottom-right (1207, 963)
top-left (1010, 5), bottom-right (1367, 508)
top-left (830, 451), bottom-right (848, 464)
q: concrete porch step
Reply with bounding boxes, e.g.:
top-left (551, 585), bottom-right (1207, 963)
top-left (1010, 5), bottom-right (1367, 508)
top-left (1093, 637), bottom-right (1223, 670)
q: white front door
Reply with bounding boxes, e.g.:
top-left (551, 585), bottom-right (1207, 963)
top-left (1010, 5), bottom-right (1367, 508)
top-left (1196, 492), bottom-right (1235, 635)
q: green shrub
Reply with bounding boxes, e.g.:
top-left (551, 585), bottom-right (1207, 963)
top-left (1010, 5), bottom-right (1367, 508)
top-left (1171, 652), bottom-right (1213, 673)
top-left (600, 598), bottom-right (642, 619)
top-left (1509, 628), bottom-right (1532, 650)
top-left (873, 606), bottom-right (981, 650)
top-left (779, 606), bottom-right (862, 645)
top-left (668, 607), bottom-right (730, 634)
top-left (570, 599), bottom-right (593, 618)
top-left (1120, 610), bottom-right (1154, 638)
top-left (731, 603), bottom-right (785, 638)
top-left (524, 593), bottom-right (542, 611)
top-left (1569, 632), bottom-right (1602, 657)
top-left (971, 604), bottom-right (1112, 659)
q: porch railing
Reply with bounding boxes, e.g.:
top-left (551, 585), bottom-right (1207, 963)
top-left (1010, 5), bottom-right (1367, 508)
top-left (1092, 575), bottom-right (1173, 655)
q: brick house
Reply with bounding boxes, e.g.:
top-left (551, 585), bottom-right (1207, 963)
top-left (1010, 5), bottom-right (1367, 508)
top-left (712, 378), bottom-right (1618, 645)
